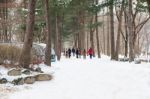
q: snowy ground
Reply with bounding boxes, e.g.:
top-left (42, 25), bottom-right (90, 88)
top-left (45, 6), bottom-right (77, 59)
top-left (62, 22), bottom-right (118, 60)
top-left (1, 55), bottom-right (150, 99)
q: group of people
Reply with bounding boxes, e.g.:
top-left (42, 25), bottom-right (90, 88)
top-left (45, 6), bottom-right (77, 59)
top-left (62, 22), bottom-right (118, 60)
top-left (64, 47), bottom-right (94, 59)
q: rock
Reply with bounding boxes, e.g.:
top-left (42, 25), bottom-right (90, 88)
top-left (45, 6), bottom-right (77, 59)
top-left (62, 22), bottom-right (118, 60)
top-left (24, 76), bottom-right (35, 84)
top-left (119, 58), bottom-right (124, 61)
top-left (124, 58), bottom-right (129, 61)
top-left (119, 57), bottom-right (129, 62)
top-left (8, 69), bottom-right (21, 76)
top-left (35, 74), bottom-right (52, 81)
top-left (35, 67), bottom-right (43, 73)
top-left (22, 69), bottom-right (31, 75)
top-left (0, 78), bottom-right (7, 84)
top-left (134, 59), bottom-right (141, 64)
top-left (12, 78), bottom-right (24, 85)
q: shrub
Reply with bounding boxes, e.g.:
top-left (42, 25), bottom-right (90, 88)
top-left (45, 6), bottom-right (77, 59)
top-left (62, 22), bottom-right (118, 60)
top-left (0, 44), bottom-right (43, 66)
top-left (0, 44), bottom-right (21, 65)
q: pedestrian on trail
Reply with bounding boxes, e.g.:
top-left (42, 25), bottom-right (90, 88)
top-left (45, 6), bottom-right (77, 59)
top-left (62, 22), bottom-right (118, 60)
top-left (76, 48), bottom-right (79, 58)
top-left (83, 49), bottom-right (86, 59)
top-left (63, 48), bottom-right (66, 56)
top-left (65, 50), bottom-right (68, 58)
top-left (72, 47), bottom-right (75, 56)
top-left (78, 48), bottom-right (81, 58)
top-left (88, 47), bottom-right (94, 59)
top-left (68, 48), bottom-right (72, 58)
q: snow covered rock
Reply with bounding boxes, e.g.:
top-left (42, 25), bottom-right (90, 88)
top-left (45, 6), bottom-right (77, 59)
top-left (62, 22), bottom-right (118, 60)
top-left (35, 67), bottom-right (43, 73)
top-left (119, 57), bottom-right (129, 62)
top-left (12, 78), bottom-right (24, 85)
top-left (22, 69), bottom-right (31, 75)
top-left (0, 78), bottom-right (7, 84)
top-left (35, 74), bottom-right (52, 81)
top-left (8, 69), bottom-right (21, 76)
top-left (29, 65), bottom-right (43, 73)
top-left (134, 59), bottom-right (141, 64)
top-left (24, 76), bottom-right (35, 84)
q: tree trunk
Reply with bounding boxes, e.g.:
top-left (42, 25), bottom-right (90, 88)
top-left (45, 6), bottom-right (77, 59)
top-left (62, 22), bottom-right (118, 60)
top-left (77, 12), bottom-right (81, 49)
top-left (56, 14), bottom-right (62, 61)
top-left (124, 13), bottom-right (128, 57)
top-left (44, 0), bottom-right (51, 66)
top-left (80, 11), bottom-right (85, 50)
top-left (107, 4), bottom-right (110, 56)
top-left (55, 14), bottom-right (58, 60)
top-left (102, 7), bottom-right (106, 54)
top-left (95, 0), bottom-right (101, 58)
top-left (87, 30), bottom-right (89, 51)
top-left (115, 0), bottom-right (124, 60)
top-left (90, 16), bottom-right (95, 56)
top-left (74, 34), bottom-right (78, 48)
top-left (2, 0), bottom-right (8, 42)
top-left (22, 0), bottom-right (27, 42)
top-left (110, 0), bottom-right (115, 60)
top-left (128, 0), bottom-right (135, 62)
top-left (19, 0), bottom-right (36, 68)
top-left (115, 20), bottom-right (122, 60)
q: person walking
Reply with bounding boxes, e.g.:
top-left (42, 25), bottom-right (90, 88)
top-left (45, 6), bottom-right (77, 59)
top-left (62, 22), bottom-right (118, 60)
top-left (68, 48), bottom-right (72, 58)
top-left (88, 47), bottom-right (94, 59)
top-left (76, 48), bottom-right (79, 58)
top-left (72, 47), bottom-right (75, 56)
top-left (65, 50), bottom-right (68, 58)
top-left (83, 49), bottom-right (86, 59)
top-left (78, 48), bottom-right (81, 58)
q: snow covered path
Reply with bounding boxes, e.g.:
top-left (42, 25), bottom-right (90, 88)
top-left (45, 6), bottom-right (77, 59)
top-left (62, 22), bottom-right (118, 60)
top-left (8, 56), bottom-right (150, 99)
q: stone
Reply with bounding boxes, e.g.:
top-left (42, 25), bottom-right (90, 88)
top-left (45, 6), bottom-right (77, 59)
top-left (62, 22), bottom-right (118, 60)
top-left (124, 58), bottom-right (129, 61)
top-left (134, 59), bottom-right (141, 64)
top-left (119, 57), bottom-right (129, 62)
top-left (119, 58), bottom-right (124, 61)
top-left (22, 69), bottom-right (31, 75)
top-left (12, 78), bottom-right (24, 85)
top-left (0, 78), bottom-right (7, 84)
top-left (35, 74), bottom-right (52, 81)
top-left (35, 67), bottom-right (43, 73)
top-left (8, 69), bottom-right (21, 76)
top-left (24, 76), bottom-right (35, 84)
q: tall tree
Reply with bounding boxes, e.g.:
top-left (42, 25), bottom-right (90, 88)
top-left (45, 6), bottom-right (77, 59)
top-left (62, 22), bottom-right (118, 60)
top-left (44, 0), bottom-right (51, 66)
top-left (19, 0), bottom-right (36, 68)
top-left (109, 0), bottom-right (115, 60)
top-left (115, 0), bottom-right (124, 60)
top-left (106, 0), bottom-right (110, 56)
top-left (128, 0), bottom-right (134, 62)
top-left (95, 0), bottom-right (101, 58)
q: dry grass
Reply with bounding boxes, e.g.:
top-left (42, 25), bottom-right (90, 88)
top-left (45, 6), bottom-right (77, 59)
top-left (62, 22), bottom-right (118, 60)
top-left (0, 45), bottom-right (21, 65)
top-left (0, 44), bottom-right (43, 67)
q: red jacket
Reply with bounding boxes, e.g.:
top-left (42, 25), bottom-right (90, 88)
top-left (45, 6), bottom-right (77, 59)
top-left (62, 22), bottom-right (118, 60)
top-left (88, 48), bottom-right (94, 55)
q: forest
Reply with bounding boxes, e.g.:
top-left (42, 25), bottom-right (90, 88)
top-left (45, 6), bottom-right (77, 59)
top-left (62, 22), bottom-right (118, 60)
top-left (1, 0), bottom-right (150, 99)
top-left (0, 0), bottom-right (150, 67)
